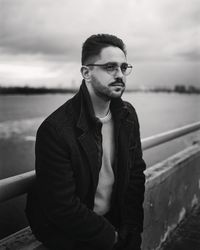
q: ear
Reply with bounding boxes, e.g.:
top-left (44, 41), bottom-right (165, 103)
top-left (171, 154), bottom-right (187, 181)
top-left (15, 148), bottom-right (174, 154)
top-left (80, 66), bottom-right (91, 80)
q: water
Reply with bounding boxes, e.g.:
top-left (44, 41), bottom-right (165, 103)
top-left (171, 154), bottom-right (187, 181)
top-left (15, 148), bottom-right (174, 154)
top-left (1, 92), bottom-right (200, 141)
top-left (0, 92), bottom-right (200, 239)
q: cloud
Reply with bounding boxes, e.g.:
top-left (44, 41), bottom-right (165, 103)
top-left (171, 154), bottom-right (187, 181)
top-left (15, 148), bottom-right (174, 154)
top-left (0, 0), bottom-right (83, 61)
top-left (0, 0), bottom-right (199, 87)
top-left (1, 0), bottom-right (199, 61)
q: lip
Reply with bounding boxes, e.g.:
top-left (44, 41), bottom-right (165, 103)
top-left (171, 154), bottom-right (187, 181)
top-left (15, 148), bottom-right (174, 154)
top-left (110, 83), bottom-right (125, 87)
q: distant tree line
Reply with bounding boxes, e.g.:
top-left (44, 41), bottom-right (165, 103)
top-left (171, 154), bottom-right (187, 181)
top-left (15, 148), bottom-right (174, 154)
top-left (173, 85), bottom-right (200, 94)
top-left (148, 85), bottom-right (200, 94)
top-left (0, 84), bottom-right (199, 95)
top-left (0, 86), bottom-right (77, 95)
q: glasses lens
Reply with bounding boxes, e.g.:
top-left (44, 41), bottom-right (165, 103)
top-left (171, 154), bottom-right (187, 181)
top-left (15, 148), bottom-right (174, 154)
top-left (105, 63), bottom-right (132, 75)
top-left (121, 63), bottom-right (128, 74)
top-left (106, 63), bottom-right (117, 72)
top-left (121, 64), bottom-right (132, 75)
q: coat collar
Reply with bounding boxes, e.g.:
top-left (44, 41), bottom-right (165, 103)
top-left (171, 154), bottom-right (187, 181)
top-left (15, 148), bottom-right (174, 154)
top-left (76, 80), bottom-right (99, 132)
top-left (75, 80), bottom-right (130, 132)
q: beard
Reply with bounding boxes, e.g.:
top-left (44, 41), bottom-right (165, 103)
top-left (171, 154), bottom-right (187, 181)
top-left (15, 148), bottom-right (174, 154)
top-left (90, 75), bottom-right (125, 101)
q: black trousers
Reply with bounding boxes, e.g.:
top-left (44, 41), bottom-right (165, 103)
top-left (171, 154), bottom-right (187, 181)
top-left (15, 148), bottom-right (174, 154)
top-left (34, 212), bottom-right (113, 250)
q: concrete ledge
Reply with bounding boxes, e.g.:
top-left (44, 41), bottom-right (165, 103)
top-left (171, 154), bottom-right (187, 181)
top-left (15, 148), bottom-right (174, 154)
top-left (0, 227), bottom-right (46, 250)
top-left (142, 143), bottom-right (200, 250)
top-left (0, 144), bottom-right (200, 250)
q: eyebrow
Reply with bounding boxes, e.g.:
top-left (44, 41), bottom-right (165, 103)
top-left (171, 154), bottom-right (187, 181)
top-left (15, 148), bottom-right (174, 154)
top-left (102, 61), bottom-right (128, 64)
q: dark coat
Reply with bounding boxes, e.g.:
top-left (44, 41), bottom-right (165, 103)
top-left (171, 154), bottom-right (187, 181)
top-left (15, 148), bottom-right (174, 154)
top-left (26, 81), bottom-right (146, 250)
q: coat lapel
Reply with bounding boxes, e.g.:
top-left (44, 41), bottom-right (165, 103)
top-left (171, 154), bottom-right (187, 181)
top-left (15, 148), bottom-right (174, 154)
top-left (78, 130), bottom-right (100, 192)
top-left (117, 118), bottom-right (136, 189)
top-left (75, 83), bottom-right (101, 192)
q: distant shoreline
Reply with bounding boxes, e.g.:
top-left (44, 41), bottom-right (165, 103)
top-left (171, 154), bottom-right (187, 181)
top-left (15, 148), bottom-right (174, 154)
top-left (0, 85), bottom-right (200, 95)
top-left (0, 86), bottom-right (78, 95)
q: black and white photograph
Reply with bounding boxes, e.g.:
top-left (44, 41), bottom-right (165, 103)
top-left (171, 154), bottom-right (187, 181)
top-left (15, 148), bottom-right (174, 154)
top-left (0, 0), bottom-right (200, 249)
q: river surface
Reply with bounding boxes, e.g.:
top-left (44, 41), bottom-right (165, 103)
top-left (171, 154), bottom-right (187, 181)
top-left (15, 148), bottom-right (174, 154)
top-left (0, 92), bottom-right (200, 239)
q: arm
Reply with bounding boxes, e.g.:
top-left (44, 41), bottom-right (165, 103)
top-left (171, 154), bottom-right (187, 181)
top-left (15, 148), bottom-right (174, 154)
top-left (35, 121), bottom-right (116, 250)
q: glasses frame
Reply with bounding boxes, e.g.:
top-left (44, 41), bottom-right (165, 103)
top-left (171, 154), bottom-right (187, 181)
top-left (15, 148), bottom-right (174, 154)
top-left (85, 62), bottom-right (133, 76)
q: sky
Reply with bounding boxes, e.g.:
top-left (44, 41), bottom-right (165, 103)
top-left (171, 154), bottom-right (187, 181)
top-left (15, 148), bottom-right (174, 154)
top-left (0, 0), bottom-right (199, 89)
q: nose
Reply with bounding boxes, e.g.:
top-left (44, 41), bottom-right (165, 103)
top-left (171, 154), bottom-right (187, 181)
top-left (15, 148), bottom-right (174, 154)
top-left (115, 66), bottom-right (124, 78)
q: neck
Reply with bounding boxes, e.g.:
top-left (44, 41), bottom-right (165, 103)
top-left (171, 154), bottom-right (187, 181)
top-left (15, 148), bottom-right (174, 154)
top-left (91, 95), bottom-right (110, 118)
top-left (86, 84), bottom-right (110, 118)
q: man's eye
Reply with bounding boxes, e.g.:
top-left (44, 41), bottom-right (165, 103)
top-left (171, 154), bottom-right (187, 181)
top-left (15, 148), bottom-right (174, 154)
top-left (106, 64), bottom-right (116, 71)
top-left (121, 64), bottom-right (128, 72)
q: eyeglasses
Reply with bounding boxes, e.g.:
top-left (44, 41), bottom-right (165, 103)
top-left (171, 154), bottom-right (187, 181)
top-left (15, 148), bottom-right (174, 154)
top-left (85, 62), bottom-right (133, 76)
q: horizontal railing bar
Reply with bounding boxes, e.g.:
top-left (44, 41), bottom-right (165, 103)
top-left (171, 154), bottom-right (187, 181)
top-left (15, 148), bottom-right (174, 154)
top-left (0, 171), bottom-right (35, 202)
top-left (0, 121), bottom-right (200, 203)
top-left (142, 121), bottom-right (200, 150)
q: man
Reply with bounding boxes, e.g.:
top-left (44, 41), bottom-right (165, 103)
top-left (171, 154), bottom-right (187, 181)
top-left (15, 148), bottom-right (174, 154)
top-left (26, 34), bottom-right (146, 250)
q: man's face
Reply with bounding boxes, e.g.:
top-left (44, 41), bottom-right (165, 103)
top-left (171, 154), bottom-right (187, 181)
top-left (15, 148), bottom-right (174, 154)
top-left (88, 46), bottom-right (127, 100)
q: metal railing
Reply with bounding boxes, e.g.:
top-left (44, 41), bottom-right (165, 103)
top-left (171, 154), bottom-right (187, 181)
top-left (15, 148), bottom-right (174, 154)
top-left (0, 121), bottom-right (200, 203)
top-left (142, 121), bottom-right (200, 150)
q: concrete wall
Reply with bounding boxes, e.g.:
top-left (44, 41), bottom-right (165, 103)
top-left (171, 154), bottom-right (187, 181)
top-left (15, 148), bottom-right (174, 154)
top-left (142, 143), bottom-right (200, 250)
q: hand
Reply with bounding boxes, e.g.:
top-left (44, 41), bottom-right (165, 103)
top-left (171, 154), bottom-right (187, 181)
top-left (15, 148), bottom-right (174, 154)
top-left (114, 226), bottom-right (142, 250)
top-left (112, 231), bottom-right (124, 250)
top-left (114, 231), bottom-right (118, 244)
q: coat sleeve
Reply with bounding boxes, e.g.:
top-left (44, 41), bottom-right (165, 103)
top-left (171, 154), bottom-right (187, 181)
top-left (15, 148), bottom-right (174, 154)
top-left (34, 120), bottom-right (116, 250)
top-left (122, 105), bottom-right (146, 233)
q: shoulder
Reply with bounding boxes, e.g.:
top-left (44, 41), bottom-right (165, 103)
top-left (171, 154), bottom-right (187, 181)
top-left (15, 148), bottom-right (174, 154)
top-left (37, 97), bottom-right (76, 137)
top-left (123, 101), bottom-right (138, 121)
top-left (123, 101), bottom-right (136, 112)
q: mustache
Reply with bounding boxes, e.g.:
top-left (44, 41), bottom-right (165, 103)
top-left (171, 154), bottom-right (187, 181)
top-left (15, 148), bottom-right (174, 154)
top-left (109, 78), bottom-right (125, 86)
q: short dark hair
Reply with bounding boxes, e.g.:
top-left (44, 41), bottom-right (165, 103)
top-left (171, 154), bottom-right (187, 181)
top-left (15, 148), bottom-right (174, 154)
top-left (81, 34), bottom-right (126, 65)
